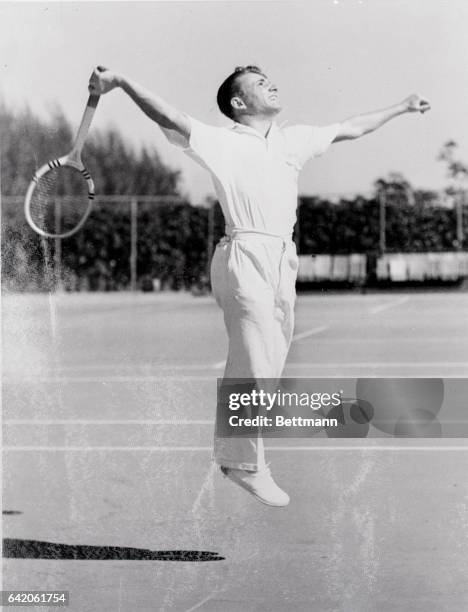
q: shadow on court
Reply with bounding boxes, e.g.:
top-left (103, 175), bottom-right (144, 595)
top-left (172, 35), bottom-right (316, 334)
top-left (3, 538), bottom-right (224, 562)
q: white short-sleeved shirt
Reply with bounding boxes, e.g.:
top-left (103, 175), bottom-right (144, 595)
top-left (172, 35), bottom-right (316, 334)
top-left (164, 118), bottom-right (339, 236)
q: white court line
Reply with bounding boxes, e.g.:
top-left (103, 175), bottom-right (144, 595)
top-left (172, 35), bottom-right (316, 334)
top-left (3, 446), bottom-right (468, 452)
top-left (369, 296), bottom-right (409, 315)
top-left (3, 375), bottom-right (217, 383)
top-left (292, 325), bottom-right (330, 342)
top-left (184, 593), bottom-right (220, 612)
top-left (54, 363), bottom-right (218, 373)
top-left (211, 360), bottom-right (226, 370)
top-left (4, 363), bottom-right (468, 383)
top-left (285, 362), bottom-right (468, 368)
top-left (5, 419), bottom-right (468, 426)
top-left (2, 446), bottom-right (214, 452)
top-left (269, 445), bottom-right (468, 450)
top-left (4, 419), bottom-right (214, 426)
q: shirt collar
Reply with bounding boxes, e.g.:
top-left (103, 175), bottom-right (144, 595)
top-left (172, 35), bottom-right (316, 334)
top-left (230, 120), bottom-right (281, 140)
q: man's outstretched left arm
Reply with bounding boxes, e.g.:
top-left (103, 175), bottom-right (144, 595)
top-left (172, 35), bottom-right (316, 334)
top-left (333, 94), bottom-right (431, 142)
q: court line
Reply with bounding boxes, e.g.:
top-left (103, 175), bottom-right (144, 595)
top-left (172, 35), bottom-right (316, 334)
top-left (5, 419), bottom-right (468, 426)
top-left (5, 362), bottom-right (467, 383)
top-left (3, 375), bottom-right (218, 383)
top-left (270, 445), bottom-right (468, 450)
top-left (285, 362), bottom-right (468, 368)
top-left (185, 588), bottom-right (224, 612)
top-left (292, 325), bottom-right (330, 342)
top-left (53, 363), bottom-right (221, 373)
top-left (2, 446), bottom-right (214, 452)
top-left (369, 296), bottom-right (409, 315)
top-left (211, 360), bottom-right (226, 370)
top-left (184, 594), bottom-right (218, 612)
top-left (4, 419), bottom-right (215, 425)
top-left (3, 446), bottom-right (468, 451)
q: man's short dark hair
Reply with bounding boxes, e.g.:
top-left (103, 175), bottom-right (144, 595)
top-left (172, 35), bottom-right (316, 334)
top-left (217, 65), bottom-right (265, 120)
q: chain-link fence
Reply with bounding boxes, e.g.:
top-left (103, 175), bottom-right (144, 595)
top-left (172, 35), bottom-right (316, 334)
top-left (2, 192), bottom-right (467, 291)
top-left (2, 195), bottom-right (224, 292)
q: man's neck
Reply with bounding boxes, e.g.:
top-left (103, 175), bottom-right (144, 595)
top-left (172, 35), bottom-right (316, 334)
top-left (236, 115), bottom-right (275, 138)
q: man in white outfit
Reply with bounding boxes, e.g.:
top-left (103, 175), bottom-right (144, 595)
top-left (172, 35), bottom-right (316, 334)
top-left (89, 65), bottom-right (430, 507)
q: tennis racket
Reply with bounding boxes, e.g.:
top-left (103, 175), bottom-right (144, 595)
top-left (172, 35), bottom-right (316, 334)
top-left (24, 93), bottom-right (100, 239)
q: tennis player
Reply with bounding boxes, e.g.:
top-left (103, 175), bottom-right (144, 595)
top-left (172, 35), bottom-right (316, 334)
top-left (89, 65), bottom-right (430, 507)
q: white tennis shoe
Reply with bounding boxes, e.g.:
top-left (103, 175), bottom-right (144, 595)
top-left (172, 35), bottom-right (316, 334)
top-left (220, 464), bottom-right (290, 507)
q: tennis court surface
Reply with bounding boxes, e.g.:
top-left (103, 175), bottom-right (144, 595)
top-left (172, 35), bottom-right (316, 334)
top-left (3, 290), bottom-right (468, 611)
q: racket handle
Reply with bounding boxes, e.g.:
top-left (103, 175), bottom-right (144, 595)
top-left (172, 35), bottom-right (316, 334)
top-left (72, 94), bottom-right (100, 155)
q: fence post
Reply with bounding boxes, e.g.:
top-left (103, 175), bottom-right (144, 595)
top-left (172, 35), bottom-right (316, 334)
top-left (379, 191), bottom-right (386, 254)
top-left (456, 191), bottom-right (464, 250)
top-left (206, 201), bottom-right (214, 279)
top-left (130, 197), bottom-right (138, 291)
top-left (295, 199), bottom-right (301, 252)
top-left (54, 198), bottom-right (63, 291)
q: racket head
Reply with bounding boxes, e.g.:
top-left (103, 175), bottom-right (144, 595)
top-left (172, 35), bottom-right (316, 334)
top-left (24, 157), bottom-right (95, 239)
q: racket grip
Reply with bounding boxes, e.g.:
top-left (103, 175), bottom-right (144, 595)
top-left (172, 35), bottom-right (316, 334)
top-left (87, 94), bottom-right (100, 109)
top-left (73, 94), bottom-right (100, 154)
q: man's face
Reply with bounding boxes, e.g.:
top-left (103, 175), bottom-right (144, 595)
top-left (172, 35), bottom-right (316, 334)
top-left (232, 71), bottom-right (282, 118)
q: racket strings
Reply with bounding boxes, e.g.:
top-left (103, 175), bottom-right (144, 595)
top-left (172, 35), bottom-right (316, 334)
top-left (29, 165), bottom-right (91, 236)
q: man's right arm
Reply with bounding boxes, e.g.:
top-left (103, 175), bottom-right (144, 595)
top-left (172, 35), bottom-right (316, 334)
top-left (88, 66), bottom-right (191, 141)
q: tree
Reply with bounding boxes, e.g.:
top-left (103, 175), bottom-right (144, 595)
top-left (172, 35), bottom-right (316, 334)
top-left (437, 141), bottom-right (468, 249)
top-left (374, 172), bottom-right (415, 206)
top-left (438, 140), bottom-right (468, 192)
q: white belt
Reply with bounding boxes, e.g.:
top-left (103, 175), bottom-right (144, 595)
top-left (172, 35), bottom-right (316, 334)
top-left (220, 227), bottom-right (293, 246)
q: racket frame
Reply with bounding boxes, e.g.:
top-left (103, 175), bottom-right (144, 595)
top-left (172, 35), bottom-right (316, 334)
top-left (24, 94), bottom-right (100, 239)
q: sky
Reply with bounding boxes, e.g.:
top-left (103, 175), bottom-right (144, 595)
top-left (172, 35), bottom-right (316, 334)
top-left (1, 0), bottom-right (468, 203)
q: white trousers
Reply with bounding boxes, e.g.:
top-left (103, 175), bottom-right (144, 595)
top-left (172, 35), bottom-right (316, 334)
top-left (211, 229), bottom-right (299, 470)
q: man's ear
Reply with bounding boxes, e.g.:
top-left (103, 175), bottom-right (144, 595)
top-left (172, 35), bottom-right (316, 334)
top-left (231, 96), bottom-right (246, 112)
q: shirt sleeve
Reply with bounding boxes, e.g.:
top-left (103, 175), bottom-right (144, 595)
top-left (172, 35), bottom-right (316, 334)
top-left (286, 123), bottom-right (340, 168)
top-left (160, 126), bottom-right (190, 149)
top-left (162, 117), bottom-right (228, 176)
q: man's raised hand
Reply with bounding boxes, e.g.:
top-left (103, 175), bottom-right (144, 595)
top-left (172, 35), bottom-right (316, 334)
top-left (403, 94), bottom-right (431, 114)
top-left (88, 66), bottom-right (120, 95)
